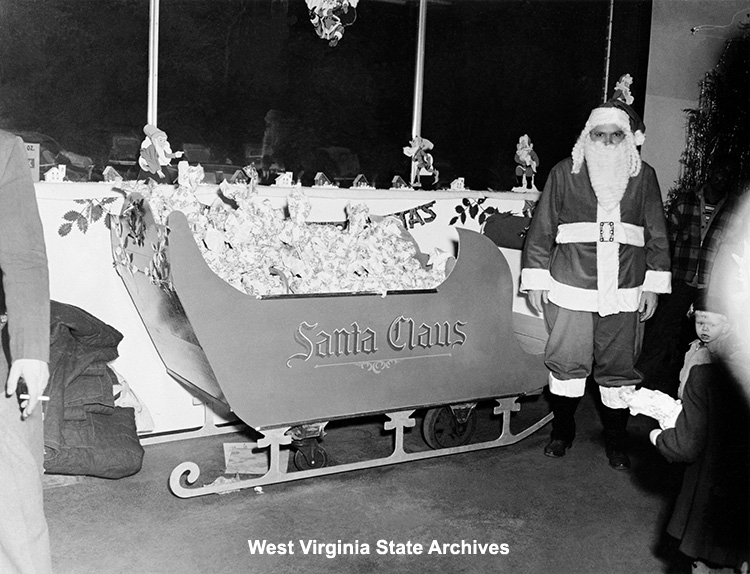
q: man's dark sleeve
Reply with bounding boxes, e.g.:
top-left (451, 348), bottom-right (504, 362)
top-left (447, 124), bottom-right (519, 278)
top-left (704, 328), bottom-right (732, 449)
top-left (641, 164), bottom-right (672, 293)
top-left (655, 365), bottom-right (710, 463)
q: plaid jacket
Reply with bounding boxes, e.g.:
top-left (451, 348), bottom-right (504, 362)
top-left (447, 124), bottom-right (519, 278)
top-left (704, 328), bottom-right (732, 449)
top-left (668, 189), bottom-right (737, 288)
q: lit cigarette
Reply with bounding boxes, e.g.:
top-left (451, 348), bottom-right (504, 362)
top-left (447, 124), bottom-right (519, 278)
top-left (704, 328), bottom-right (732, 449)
top-left (19, 394), bottom-right (49, 402)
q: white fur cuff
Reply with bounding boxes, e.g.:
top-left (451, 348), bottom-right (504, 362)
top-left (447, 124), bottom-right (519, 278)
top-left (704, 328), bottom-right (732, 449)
top-left (520, 268), bottom-right (551, 292)
top-left (642, 270), bottom-right (671, 294)
top-left (587, 107), bottom-right (630, 132)
top-left (548, 374), bottom-right (586, 397)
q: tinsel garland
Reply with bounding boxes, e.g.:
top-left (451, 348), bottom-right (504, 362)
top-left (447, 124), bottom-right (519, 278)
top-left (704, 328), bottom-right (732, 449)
top-left (123, 181), bottom-right (451, 298)
top-left (667, 34), bottom-right (750, 206)
top-left (305, 0), bottom-right (359, 47)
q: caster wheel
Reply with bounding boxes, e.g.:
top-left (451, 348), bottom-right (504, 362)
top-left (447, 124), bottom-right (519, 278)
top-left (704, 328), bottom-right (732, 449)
top-left (293, 444), bottom-right (329, 470)
top-left (423, 406), bottom-right (477, 449)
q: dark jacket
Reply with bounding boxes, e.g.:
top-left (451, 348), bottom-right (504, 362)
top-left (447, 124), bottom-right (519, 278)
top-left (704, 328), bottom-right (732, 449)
top-left (44, 301), bottom-right (143, 479)
top-left (656, 361), bottom-right (749, 568)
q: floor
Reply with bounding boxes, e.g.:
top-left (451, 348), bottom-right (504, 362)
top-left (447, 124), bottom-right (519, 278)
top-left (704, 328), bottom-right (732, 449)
top-left (43, 389), bottom-right (691, 574)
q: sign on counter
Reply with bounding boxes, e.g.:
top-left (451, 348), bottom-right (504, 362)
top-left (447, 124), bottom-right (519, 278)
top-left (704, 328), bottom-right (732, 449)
top-left (25, 142), bottom-right (40, 182)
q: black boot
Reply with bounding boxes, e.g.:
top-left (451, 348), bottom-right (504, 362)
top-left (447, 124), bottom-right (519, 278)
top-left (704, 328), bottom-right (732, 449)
top-left (544, 394), bottom-right (580, 458)
top-left (601, 406), bottom-right (630, 470)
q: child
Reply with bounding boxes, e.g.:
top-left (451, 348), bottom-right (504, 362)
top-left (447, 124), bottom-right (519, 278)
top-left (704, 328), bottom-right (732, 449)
top-left (677, 293), bottom-right (733, 399)
top-left (645, 293), bottom-right (749, 574)
top-left (624, 293), bottom-right (734, 426)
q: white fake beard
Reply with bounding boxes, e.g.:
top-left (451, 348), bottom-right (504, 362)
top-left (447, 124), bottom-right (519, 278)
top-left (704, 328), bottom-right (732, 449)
top-left (155, 142), bottom-right (173, 165)
top-left (584, 139), bottom-right (630, 212)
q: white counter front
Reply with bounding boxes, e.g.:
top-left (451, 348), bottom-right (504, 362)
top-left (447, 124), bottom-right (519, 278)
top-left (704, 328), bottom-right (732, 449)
top-left (37, 182), bottom-right (539, 439)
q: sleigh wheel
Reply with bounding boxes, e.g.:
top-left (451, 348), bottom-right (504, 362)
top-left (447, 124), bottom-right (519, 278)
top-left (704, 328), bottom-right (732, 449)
top-left (293, 443), bottom-right (329, 470)
top-left (423, 404), bottom-right (477, 449)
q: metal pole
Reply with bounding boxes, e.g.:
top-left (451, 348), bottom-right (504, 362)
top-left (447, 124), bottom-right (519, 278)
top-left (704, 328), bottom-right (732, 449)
top-left (411, 0), bottom-right (427, 138)
top-left (148, 0), bottom-right (160, 125)
top-left (410, 0), bottom-right (427, 185)
top-left (602, 0), bottom-right (614, 102)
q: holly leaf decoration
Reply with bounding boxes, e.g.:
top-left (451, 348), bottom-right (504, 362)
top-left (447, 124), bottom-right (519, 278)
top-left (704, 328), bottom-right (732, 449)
top-left (58, 197), bottom-right (119, 237)
top-left (91, 204), bottom-right (104, 222)
top-left (448, 196), bottom-right (498, 226)
top-left (76, 217), bottom-right (89, 234)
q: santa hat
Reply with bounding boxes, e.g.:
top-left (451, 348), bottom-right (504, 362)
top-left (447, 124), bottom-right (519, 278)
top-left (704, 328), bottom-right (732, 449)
top-left (589, 74), bottom-right (646, 146)
top-left (517, 134), bottom-right (531, 149)
top-left (600, 101), bottom-right (646, 146)
top-left (571, 74), bottom-right (645, 176)
top-left (403, 136), bottom-right (434, 158)
top-left (143, 124), bottom-right (167, 140)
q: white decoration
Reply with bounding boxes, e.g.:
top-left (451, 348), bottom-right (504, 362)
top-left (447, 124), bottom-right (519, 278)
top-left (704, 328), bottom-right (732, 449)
top-left (44, 165), bottom-right (66, 182)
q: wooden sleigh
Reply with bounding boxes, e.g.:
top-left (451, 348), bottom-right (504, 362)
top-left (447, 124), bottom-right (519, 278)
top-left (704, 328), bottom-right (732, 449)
top-left (111, 196), bottom-right (552, 497)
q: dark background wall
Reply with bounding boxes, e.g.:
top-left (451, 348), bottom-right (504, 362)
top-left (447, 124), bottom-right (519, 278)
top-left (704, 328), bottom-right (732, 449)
top-left (0, 0), bottom-right (652, 189)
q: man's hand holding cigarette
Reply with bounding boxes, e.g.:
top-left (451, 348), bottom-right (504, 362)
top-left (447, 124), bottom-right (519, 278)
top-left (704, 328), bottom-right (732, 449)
top-left (6, 359), bottom-right (50, 419)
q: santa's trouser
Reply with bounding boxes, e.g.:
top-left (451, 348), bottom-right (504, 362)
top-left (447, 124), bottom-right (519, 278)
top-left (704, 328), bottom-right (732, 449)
top-left (542, 302), bottom-right (644, 446)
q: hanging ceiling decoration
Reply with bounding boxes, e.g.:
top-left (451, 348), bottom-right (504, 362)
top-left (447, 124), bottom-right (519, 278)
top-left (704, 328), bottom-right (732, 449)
top-left (690, 6), bottom-right (750, 38)
top-left (306, 0), bottom-right (359, 47)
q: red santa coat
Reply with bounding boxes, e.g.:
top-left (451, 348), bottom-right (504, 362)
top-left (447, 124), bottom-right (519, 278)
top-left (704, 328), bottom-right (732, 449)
top-left (139, 144), bottom-right (162, 174)
top-left (521, 157), bottom-right (671, 315)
